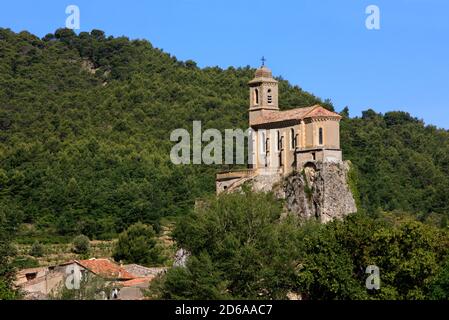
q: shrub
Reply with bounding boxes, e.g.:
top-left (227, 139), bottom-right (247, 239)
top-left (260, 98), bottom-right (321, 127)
top-left (112, 222), bottom-right (162, 266)
top-left (29, 241), bottom-right (44, 257)
top-left (72, 235), bottom-right (90, 254)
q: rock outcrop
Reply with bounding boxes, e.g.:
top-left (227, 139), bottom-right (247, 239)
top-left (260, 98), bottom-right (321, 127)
top-left (278, 161), bottom-right (357, 223)
top-left (231, 161), bottom-right (357, 223)
top-left (173, 248), bottom-right (191, 268)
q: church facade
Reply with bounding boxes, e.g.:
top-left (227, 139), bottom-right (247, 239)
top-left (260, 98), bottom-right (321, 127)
top-left (216, 65), bottom-right (343, 193)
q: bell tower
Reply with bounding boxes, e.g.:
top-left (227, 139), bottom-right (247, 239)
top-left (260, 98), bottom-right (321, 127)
top-left (248, 59), bottom-right (279, 125)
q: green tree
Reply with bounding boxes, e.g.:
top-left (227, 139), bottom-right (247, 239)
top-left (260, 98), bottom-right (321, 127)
top-left (113, 222), bottom-right (162, 265)
top-left (365, 221), bottom-right (448, 299)
top-left (293, 221), bottom-right (368, 300)
top-left (430, 256), bottom-right (449, 300)
top-left (163, 191), bottom-right (300, 299)
top-left (151, 253), bottom-right (230, 300)
top-left (0, 205), bottom-right (21, 299)
top-left (72, 235), bottom-right (90, 255)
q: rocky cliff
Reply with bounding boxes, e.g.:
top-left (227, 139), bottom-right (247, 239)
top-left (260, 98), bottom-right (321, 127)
top-left (238, 161), bottom-right (357, 223)
top-left (279, 161), bottom-right (357, 223)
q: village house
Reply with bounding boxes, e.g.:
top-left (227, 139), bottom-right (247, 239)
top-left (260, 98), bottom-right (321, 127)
top-left (15, 258), bottom-right (166, 300)
top-left (216, 64), bottom-right (343, 193)
top-left (120, 264), bottom-right (168, 300)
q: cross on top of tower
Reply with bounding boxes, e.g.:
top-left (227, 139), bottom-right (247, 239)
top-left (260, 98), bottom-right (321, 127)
top-left (261, 56), bottom-right (266, 66)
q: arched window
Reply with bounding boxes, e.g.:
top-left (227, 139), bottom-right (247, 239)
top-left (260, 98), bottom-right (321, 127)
top-left (267, 89), bottom-right (272, 104)
top-left (279, 133), bottom-right (284, 166)
top-left (265, 135), bottom-right (270, 168)
top-left (290, 128), bottom-right (295, 149)
top-left (319, 128), bottom-right (324, 145)
top-left (276, 130), bottom-right (281, 151)
top-left (261, 131), bottom-right (266, 153)
top-left (254, 88), bottom-right (259, 105)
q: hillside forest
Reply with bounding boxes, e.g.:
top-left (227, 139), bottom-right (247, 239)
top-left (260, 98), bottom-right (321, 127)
top-left (1, 28), bottom-right (449, 299)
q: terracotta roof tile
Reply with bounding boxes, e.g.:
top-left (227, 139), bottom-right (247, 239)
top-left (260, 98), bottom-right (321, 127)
top-left (77, 259), bottom-right (135, 280)
top-left (251, 105), bottom-right (341, 126)
top-left (120, 276), bottom-right (155, 287)
top-left (305, 106), bottom-right (342, 118)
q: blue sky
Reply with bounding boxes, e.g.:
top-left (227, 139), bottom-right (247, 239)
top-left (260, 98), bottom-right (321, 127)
top-left (1, 0), bottom-right (448, 128)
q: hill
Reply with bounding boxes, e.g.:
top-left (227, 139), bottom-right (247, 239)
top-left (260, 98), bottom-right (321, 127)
top-left (0, 28), bottom-right (448, 242)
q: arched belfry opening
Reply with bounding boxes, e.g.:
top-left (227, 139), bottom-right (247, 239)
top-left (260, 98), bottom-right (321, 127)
top-left (254, 88), bottom-right (259, 105)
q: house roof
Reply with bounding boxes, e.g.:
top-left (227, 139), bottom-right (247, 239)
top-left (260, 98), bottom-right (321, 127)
top-left (17, 267), bottom-right (47, 276)
top-left (77, 259), bottom-right (135, 280)
top-left (120, 276), bottom-right (155, 288)
top-left (251, 105), bottom-right (341, 127)
top-left (123, 264), bottom-right (168, 278)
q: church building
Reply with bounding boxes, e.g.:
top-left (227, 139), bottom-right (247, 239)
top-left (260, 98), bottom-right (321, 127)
top-left (216, 64), bottom-right (343, 193)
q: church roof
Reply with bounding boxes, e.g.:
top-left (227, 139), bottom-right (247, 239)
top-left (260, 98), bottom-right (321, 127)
top-left (251, 105), bottom-right (341, 126)
top-left (248, 66), bottom-right (278, 84)
top-left (255, 66), bottom-right (272, 78)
